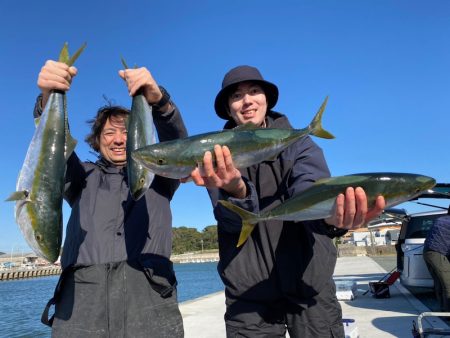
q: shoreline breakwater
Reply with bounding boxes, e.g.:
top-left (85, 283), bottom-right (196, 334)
top-left (0, 267), bottom-right (61, 281)
top-left (0, 251), bottom-right (220, 281)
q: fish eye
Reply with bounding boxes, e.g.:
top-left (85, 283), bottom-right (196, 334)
top-left (157, 158), bottom-right (166, 165)
top-left (35, 233), bottom-right (42, 242)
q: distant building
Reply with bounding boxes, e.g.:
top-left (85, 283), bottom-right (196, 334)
top-left (342, 225), bottom-right (401, 246)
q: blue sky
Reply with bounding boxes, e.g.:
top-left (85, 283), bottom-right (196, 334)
top-left (1, 1), bottom-right (449, 254)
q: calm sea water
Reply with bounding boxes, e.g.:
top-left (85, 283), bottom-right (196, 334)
top-left (0, 262), bottom-right (223, 337)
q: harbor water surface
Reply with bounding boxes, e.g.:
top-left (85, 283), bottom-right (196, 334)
top-left (0, 262), bottom-right (223, 337)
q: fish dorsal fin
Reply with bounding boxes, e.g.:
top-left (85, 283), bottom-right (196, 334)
top-left (313, 177), bottom-right (333, 185)
top-left (234, 122), bottom-right (260, 131)
top-left (196, 161), bottom-right (205, 177)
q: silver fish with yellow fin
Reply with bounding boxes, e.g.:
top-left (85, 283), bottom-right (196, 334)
top-left (132, 97), bottom-right (334, 179)
top-left (121, 57), bottom-right (156, 200)
top-left (6, 43), bottom-right (86, 262)
top-left (218, 173), bottom-right (436, 247)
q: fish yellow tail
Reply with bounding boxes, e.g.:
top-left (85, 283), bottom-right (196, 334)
top-left (217, 200), bottom-right (260, 247)
top-left (59, 42), bottom-right (87, 66)
top-left (307, 96), bottom-right (335, 139)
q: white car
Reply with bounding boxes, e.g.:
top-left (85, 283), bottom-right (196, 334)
top-left (396, 209), bottom-right (447, 288)
top-left (377, 183), bottom-right (450, 289)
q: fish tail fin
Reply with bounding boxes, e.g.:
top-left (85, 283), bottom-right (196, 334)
top-left (308, 96), bottom-right (335, 139)
top-left (59, 43), bottom-right (69, 64)
top-left (66, 43), bottom-right (87, 67)
top-left (120, 56), bottom-right (139, 70)
top-left (237, 223), bottom-right (257, 248)
top-left (217, 200), bottom-right (259, 247)
top-left (58, 42), bottom-right (87, 66)
top-left (121, 56), bottom-right (129, 69)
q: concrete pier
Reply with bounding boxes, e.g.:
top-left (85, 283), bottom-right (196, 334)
top-left (171, 252), bottom-right (219, 264)
top-left (179, 256), bottom-right (450, 338)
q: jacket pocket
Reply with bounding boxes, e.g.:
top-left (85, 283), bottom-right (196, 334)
top-left (138, 256), bottom-right (177, 298)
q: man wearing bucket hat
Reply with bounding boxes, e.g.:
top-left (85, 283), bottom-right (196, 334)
top-left (189, 65), bottom-right (385, 337)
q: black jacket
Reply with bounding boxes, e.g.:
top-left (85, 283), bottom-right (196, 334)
top-left (209, 111), bottom-right (346, 307)
top-left (34, 96), bottom-right (187, 268)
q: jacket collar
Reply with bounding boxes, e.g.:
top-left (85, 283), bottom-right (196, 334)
top-left (96, 157), bottom-right (126, 175)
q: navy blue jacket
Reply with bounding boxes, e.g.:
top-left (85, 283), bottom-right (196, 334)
top-left (424, 214), bottom-right (450, 258)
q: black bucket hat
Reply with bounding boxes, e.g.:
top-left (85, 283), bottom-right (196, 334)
top-left (214, 65), bottom-right (279, 120)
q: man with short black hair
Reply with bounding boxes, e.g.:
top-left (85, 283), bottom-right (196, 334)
top-left (190, 65), bottom-right (385, 337)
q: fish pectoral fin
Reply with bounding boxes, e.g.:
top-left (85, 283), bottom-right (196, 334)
top-left (197, 159), bottom-right (217, 176)
top-left (266, 154), bottom-right (279, 161)
top-left (5, 190), bottom-right (30, 202)
top-left (180, 176), bottom-right (193, 183)
top-left (65, 133), bottom-right (78, 160)
top-left (34, 116), bottom-right (41, 128)
top-left (196, 162), bottom-right (206, 177)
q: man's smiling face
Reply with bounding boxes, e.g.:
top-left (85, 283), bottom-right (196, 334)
top-left (99, 115), bottom-right (128, 166)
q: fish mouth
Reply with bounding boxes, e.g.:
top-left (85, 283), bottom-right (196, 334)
top-left (131, 150), bottom-right (143, 162)
top-left (30, 238), bottom-right (60, 263)
top-left (131, 186), bottom-right (147, 201)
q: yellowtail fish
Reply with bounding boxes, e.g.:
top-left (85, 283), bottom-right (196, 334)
top-left (121, 58), bottom-right (155, 200)
top-left (6, 43), bottom-right (86, 262)
top-left (132, 97), bottom-right (334, 179)
top-left (218, 173), bottom-right (436, 247)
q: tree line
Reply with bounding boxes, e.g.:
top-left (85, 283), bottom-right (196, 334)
top-left (172, 225), bottom-right (218, 254)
